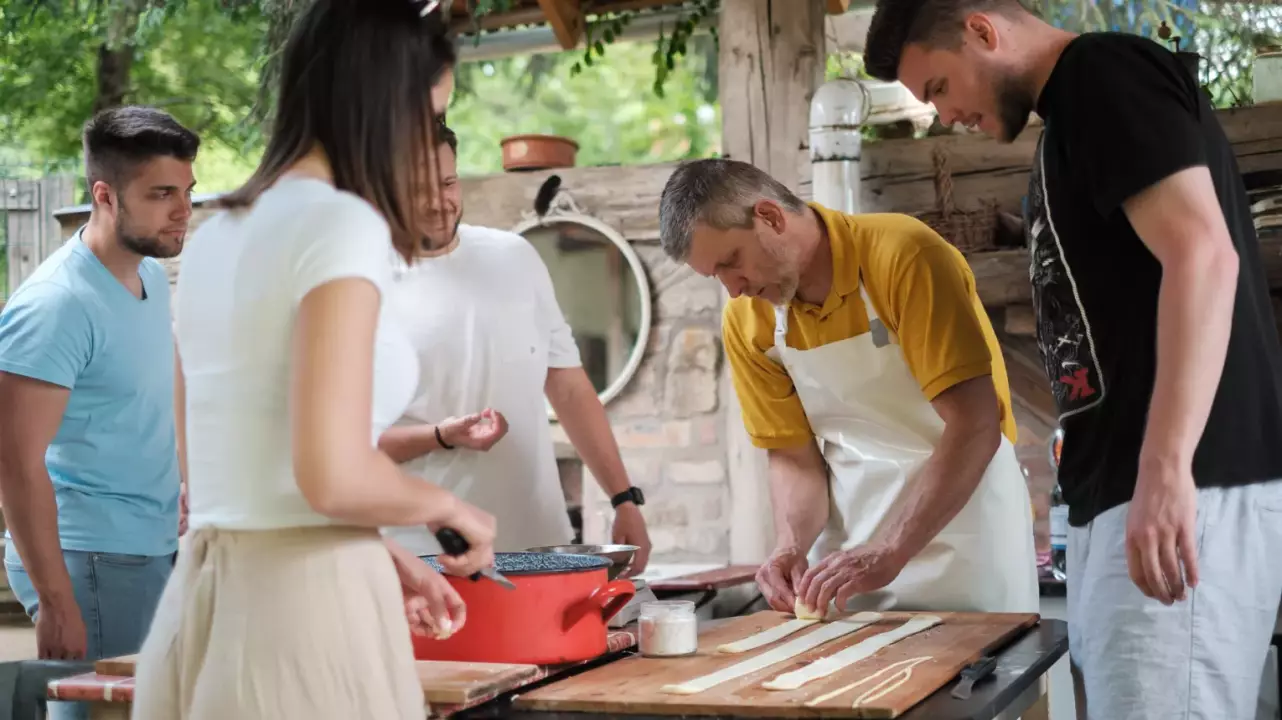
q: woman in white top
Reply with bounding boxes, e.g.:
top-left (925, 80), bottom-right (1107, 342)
top-left (130, 2), bottom-right (497, 718)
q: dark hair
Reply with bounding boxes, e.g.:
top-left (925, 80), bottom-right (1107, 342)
top-left (219, 0), bottom-right (458, 260)
top-left (864, 0), bottom-right (1025, 82)
top-left (82, 106), bottom-right (200, 190)
top-left (436, 120), bottom-right (458, 154)
top-left (658, 158), bottom-right (805, 261)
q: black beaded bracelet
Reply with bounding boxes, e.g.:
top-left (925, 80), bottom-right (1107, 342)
top-left (435, 425), bottom-right (454, 450)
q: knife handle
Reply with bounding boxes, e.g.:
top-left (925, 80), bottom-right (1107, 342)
top-left (961, 654), bottom-right (999, 681)
top-left (434, 528), bottom-right (483, 582)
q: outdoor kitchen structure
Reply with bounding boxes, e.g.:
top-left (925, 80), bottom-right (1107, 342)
top-left (25, 1), bottom-right (1282, 717)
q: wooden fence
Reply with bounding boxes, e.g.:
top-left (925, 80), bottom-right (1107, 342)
top-left (1, 176), bottom-right (78, 301)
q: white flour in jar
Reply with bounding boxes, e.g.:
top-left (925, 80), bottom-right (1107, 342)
top-left (638, 601), bottom-right (699, 657)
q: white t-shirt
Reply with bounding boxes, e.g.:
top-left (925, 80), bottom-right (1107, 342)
top-left (176, 177), bottom-right (419, 530)
top-left (381, 224), bottom-right (580, 555)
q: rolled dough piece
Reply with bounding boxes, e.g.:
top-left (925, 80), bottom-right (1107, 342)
top-left (716, 618), bottom-right (818, 654)
top-left (762, 614), bottom-right (942, 691)
top-left (793, 598), bottom-right (826, 621)
top-left (660, 612), bottom-right (883, 695)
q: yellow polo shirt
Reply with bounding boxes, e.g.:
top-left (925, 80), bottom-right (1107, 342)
top-left (723, 204), bottom-right (1016, 449)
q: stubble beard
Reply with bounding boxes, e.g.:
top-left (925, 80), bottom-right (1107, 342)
top-left (764, 237), bottom-right (802, 307)
top-left (117, 219), bottom-right (183, 259)
top-left (995, 72), bottom-right (1036, 144)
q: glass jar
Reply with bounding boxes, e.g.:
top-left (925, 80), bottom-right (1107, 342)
top-left (637, 600), bottom-right (698, 658)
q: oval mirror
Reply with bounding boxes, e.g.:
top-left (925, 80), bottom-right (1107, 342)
top-left (511, 211), bottom-right (652, 419)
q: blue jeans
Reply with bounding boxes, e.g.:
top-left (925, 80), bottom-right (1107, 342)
top-left (3, 545), bottom-right (173, 660)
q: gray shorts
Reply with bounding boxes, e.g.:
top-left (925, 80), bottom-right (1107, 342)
top-left (1068, 480), bottom-right (1282, 720)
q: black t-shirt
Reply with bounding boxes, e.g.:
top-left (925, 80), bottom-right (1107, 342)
top-left (1028, 32), bottom-right (1282, 526)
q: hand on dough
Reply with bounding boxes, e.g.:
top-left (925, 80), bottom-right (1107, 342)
top-left (797, 544), bottom-right (906, 614)
top-left (756, 546), bottom-right (809, 613)
top-left (793, 597), bottom-right (827, 620)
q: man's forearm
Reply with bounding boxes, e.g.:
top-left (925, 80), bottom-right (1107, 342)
top-left (546, 367), bottom-right (631, 496)
top-left (1140, 252), bottom-right (1237, 468)
top-left (767, 445), bottom-right (830, 553)
top-left (0, 463), bottom-right (72, 603)
top-left (870, 421), bottom-right (998, 563)
top-left (378, 425), bottom-right (444, 465)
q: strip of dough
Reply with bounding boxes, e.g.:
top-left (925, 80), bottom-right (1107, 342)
top-left (660, 612), bottom-right (883, 695)
top-left (762, 615), bottom-right (942, 691)
top-left (854, 667), bottom-right (915, 707)
top-left (716, 618), bottom-right (818, 654)
top-left (803, 656), bottom-right (932, 707)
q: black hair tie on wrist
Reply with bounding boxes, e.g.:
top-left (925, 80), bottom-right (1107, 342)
top-left (435, 425), bottom-right (454, 450)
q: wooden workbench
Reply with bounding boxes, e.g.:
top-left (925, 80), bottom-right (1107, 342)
top-left (455, 616), bottom-right (1068, 720)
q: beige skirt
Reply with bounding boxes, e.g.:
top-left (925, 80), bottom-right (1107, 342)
top-left (131, 525), bottom-right (425, 720)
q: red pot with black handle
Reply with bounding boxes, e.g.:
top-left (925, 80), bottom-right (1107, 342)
top-left (411, 551), bottom-right (635, 665)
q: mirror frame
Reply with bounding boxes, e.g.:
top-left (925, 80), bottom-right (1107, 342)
top-left (511, 189), bottom-right (653, 419)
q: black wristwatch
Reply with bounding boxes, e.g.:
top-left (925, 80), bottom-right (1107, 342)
top-left (610, 487), bottom-right (645, 509)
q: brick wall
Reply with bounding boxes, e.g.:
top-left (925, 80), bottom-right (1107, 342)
top-left (559, 243), bottom-right (731, 561)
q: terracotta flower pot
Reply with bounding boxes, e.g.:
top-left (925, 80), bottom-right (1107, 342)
top-left (501, 134), bottom-right (579, 172)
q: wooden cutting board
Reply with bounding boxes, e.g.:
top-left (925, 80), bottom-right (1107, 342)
top-left (95, 655), bottom-right (538, 705)
top-left (516, 610), bottom-right (1039, 719)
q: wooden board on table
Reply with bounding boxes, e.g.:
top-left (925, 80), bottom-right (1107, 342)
top-left (515, 610), bottom-right (1039, 719)
top-left (414, 661), bottom-right (539, 704)
top-left (96, 654), bottom-right (537, 705)
top-left (95, 655), bottom-right (138, 677)
top-left (649, 565), bottom-right (759, 592)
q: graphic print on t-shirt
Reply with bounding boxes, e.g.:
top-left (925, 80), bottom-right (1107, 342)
top-left (1027, 134), bottom-right (1106, 420)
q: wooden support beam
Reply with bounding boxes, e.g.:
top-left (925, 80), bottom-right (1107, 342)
top-left (970, 231), bottom-right (1282, 307)
top-left (997, 332), bottom-right (1058, 429)
top-left (721, 0), bottom-right (825, 189)
top-left (860, 105), bottom-right (1282, 216)
top-left (720, 0), bottom-right (829, 566)
top-left (1004, 303), bottom-right (1036, 336)
top-left (537, 0), bottom-right (585, 49)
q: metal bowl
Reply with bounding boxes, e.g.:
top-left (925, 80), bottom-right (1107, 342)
top-left (526, 544), bottom-right (638, 580)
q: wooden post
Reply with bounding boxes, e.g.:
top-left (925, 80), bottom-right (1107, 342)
top-left (719, 0), bottom-right (825, 191)
top-left (719, 0), bottom-right (827, 565)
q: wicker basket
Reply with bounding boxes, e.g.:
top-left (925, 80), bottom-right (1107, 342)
top-left (916, 145), bottom-right (999, 254)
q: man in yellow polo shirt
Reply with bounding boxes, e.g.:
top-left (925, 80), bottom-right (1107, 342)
top-left (658, 159), bottom-right (1038, 616)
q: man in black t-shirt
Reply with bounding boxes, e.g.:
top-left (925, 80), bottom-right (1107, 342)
top-left (865, 2), bottom-right (1282, 718)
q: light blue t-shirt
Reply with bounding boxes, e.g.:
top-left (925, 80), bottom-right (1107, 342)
top-left (0, 229), bottom-right (179, 557)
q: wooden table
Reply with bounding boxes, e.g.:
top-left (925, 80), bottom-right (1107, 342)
top-left (43, 630), bottom-right (639, 719)
top-left (647, 566), bottom-right (759, 594)
top-left (448, 619), bottom-right (1067, 720)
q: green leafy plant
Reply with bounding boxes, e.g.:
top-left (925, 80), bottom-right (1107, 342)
top-left (503, 0), bottom-right (720, 97)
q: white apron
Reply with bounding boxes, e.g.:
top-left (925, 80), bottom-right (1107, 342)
top-left (769, 282), bottom-right (1038, 613)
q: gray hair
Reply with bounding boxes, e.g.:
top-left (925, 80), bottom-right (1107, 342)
top-left (658, 158), bottom-right (806, 261)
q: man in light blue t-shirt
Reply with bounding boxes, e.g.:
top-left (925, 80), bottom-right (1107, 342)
top-left (0, 106), bottom-right (198, 665)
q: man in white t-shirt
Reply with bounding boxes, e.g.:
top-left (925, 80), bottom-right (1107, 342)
top-left (380, 124), bottom-right (652, 575)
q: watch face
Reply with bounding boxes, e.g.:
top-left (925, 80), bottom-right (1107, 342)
top-left (631, 487), bottom-right (645, 505)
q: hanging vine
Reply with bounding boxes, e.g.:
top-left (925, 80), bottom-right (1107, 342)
top-left (567, 0), bottom-right (718, 97)
top-left (251, 0), bottom-right (719, 123)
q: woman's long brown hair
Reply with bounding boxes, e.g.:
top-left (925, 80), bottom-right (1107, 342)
top-left (219, 0), bottom-right (455, 262)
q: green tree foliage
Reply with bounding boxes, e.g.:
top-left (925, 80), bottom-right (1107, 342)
top-left (0, 0), bottom-right (266, 187)
top-left (447, 34), bottom-right (720, 176)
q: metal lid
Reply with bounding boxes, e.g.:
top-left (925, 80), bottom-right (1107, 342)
top-left (421, 551), bottom-right (610, 576)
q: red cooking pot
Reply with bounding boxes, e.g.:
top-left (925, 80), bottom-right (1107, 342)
top-left (411, 551), bottom-right (635, 665)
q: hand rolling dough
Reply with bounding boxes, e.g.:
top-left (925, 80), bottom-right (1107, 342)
top-left (761, 615), bottom-right (942, 691)
top-left (660, 612), bottom-right (883, 695)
